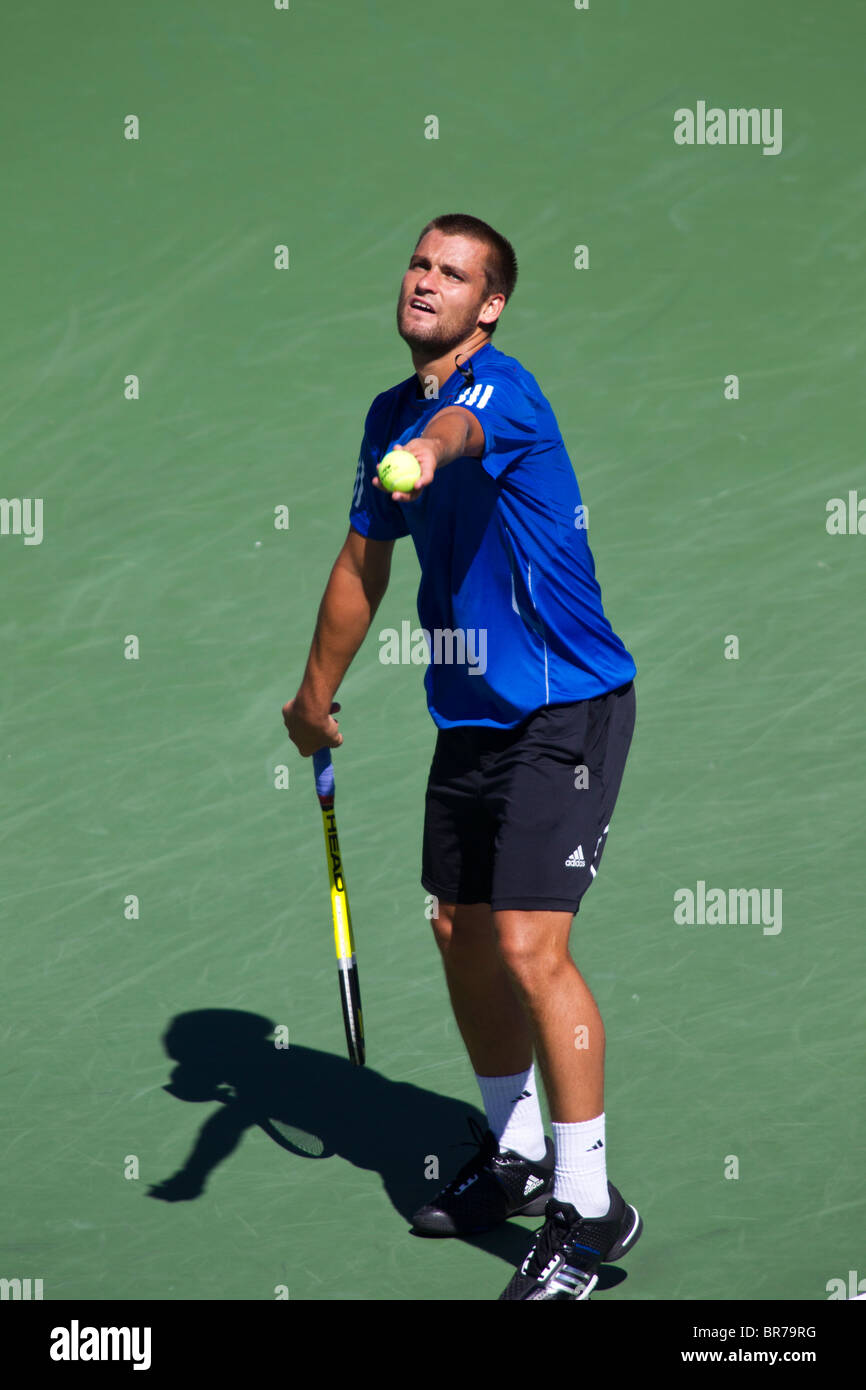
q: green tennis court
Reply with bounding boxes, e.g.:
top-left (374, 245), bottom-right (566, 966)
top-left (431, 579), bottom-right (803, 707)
top-left (2, 0), bottom-right (864, 1305)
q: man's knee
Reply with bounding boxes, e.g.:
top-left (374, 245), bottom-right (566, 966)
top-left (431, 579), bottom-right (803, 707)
top-left (429, 900), bottom-right (493, 954)
top-left (493, 910), bottom-right (574, 986)
top-left (429, 899), bottom-right (454, 952)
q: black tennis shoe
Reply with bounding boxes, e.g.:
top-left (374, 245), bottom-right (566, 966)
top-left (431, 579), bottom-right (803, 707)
top-left (498, 1186), bottom-right (643, 1300)
top-left (411, 1117), bottom-right (555, 1236)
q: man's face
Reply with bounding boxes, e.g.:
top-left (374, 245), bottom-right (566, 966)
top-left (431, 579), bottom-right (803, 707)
top-left (396, 230), bottom-right (496, 355)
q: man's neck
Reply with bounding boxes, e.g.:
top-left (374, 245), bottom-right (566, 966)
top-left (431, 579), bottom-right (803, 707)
top-left (411, 333), bottom-right (491, 391)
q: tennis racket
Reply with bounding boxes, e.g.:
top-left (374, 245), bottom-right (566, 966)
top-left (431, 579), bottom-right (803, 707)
top-left (312, 746), bottom-right (365, 1065)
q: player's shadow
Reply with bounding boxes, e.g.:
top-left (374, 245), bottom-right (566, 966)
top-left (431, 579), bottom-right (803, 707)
top-left (147, 1008), bottom-right (635, 1285)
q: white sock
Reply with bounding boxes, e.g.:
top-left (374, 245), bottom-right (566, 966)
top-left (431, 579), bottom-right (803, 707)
top-left (552, 1114), bottom-right (610, 1217)
top-left (475, 1065), bottom-right (547, 1161)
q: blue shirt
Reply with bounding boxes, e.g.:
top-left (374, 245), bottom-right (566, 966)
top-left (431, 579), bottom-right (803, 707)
top-left (349, 341), bottom-right (636, 728)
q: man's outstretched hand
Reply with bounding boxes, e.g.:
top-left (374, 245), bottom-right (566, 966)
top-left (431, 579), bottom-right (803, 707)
top-left (282, 697), bottom-right (342, 757)
top-left (371, 436), bottom-right (439, 502)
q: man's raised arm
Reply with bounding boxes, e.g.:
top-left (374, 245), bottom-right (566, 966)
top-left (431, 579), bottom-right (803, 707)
top-left (282, 527), bottom-right (395, 756)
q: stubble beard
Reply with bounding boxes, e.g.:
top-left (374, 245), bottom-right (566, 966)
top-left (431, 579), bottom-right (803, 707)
top-left (396, 298), bottom-right (484, 359)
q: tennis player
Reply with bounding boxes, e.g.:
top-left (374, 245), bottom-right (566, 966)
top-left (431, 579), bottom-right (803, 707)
top-left (283, 213), bottom-right (642, 1300)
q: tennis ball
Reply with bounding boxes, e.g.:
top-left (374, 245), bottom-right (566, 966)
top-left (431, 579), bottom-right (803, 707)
top-left (378, 449), bottom-right (421, 494)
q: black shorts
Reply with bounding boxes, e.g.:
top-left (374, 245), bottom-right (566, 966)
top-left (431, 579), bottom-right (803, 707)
top-left (421, 681), bottom-right (635, 914)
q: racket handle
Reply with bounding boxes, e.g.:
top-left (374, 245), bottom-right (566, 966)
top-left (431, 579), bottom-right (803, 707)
top-left (312, 746), bottom-right (335, 802)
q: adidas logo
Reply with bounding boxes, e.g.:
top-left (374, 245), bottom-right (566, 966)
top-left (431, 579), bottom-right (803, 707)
top-left (523, 1175), bottom-right (545, 1196)
top-left (565, 845), bottom-right (585, 868)
top-left (511, 1089), bottom-right (532, 1102)
top-left (587, 1139), bottom-right (604, 1150)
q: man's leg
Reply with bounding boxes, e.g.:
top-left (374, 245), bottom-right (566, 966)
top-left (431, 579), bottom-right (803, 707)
top-left (429, 899), bottom-right (549, 1162)
top-left (489, 906), bottom-right (610, 1220)
top-left (410, 897), bottom-right (555, 1235)
top-left (430, 900), bottom-right (532, 1077)
top-left (431, 901), bottom-right (604, 1119)
top-left (491, 908), bottom-right (603, 1122)
top-left (434, 901), bottom-right (607, 1208)
top-left (404, 895), bottom-right (557, 1237)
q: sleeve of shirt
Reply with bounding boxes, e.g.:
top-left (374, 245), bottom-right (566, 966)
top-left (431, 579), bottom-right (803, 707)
top-left (348, 402), bottom-right (410, 542)
top-left (443, 369), bottom-right (538, 481)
